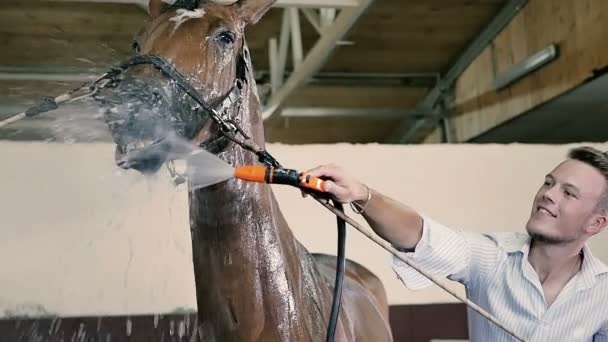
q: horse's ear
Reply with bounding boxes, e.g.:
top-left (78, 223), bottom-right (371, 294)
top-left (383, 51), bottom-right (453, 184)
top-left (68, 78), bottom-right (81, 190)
top-left (235, 0), bottom-right (276, 25)
top-left (148, 0), bottom-right (202, 18)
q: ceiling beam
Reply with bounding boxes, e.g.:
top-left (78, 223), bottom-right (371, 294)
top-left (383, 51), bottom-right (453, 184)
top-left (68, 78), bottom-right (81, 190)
top-left (261, 0), bottom-right (376, 120)
top-left (52, 0), bottom-right (360, 9)
top-left (1, 102), bottom-right (427, 123)
top-left (387, 0), bottom-right (529, 143)
top-left (397, 118), bottom-right (428, 143)
top-left (256, 70), bottom-right (438, 87)
top-left (0, 65), bottom-right (435, 88)
top-left (267, 0), bottom-right (359, 8)
top-left (281, 107), bottom-right (426, 119)
top-left (0, 67), bottom-right (101, 82)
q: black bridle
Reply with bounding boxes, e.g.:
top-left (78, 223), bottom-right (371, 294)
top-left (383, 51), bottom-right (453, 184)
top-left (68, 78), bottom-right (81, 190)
top-left (91, 46), bottom-right (283, 171)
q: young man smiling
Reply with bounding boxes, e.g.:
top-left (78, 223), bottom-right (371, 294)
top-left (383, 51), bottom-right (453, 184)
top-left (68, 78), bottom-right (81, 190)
top-left (304, 146), bottom-right (608, 341)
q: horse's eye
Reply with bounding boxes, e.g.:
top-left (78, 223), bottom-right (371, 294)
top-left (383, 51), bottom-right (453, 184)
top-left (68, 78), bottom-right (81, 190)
top-left (216, 31), bottom-right (235, 45)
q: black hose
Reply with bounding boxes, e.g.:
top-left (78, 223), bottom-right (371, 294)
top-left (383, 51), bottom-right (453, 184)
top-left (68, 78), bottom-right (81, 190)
top-left (326, 200), bottom-right (346, 342)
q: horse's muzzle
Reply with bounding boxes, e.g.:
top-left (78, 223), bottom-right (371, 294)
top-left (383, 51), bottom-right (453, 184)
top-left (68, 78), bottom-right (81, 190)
top-left (94, 74), bottom-right (209, 173)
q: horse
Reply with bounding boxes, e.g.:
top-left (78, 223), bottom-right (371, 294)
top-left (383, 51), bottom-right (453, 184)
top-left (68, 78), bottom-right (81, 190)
top-left (94, 0), bottom-right (393, 340)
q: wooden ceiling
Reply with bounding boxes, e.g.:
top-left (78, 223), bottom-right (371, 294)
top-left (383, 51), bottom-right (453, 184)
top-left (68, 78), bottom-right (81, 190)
top-left (0, 0), bottom-right (507, 144)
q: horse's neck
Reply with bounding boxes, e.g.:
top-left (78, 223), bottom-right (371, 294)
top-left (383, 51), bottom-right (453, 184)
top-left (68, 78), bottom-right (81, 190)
top-left (188, 151), bottom-right (311, 338)
top-left (188, 71), bottom-right (317, 339)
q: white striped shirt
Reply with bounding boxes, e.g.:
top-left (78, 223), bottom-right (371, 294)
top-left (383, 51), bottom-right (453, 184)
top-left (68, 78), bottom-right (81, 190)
top-left (392, 216), bottom-right (608, 342)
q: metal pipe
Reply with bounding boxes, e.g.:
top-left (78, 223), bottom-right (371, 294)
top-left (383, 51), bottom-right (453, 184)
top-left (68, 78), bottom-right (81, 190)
top-left (255, 70), bottom-right (439, 82)
top-left (266, 0), bottom-right (358, 7)
top-left (398, 118), bottom-right (428, 144)
top-left (0, 66), bottom-right (437, 87)
top-left (0, 72), bottom-right (97, 83)
top-left (320, 8), bottom-right (336, 28)
top-left (0, 66), bottom-right (104, 82)
top-left (281, 106), bottom-right (426, 119)
top-left (301, 8), bottom-right (322, 34)
top-left (53, 0), bottom-right (360, 9)
top-left (262, 0), bottom-right (376, 120)
top-left (440, 117), bottom-right (450, 143)
top-left (269, 38), bottom-right (280, 94)
top-left (289, 8), bottom-right (304, 70)
top-left (277, 9), bottom-right (292, 86)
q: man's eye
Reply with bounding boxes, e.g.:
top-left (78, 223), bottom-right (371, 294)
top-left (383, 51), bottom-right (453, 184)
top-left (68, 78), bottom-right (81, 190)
top-left (216, 31), bottom-right (235, 45)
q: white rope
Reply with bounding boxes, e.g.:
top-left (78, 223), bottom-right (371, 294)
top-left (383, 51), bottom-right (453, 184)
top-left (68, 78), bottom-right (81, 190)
top-left (0, 90), bottom-right (91, 129)
top-left (310, 194), bottom-right (527, 342)
top-left (0, 113), bottom-right (26, 129)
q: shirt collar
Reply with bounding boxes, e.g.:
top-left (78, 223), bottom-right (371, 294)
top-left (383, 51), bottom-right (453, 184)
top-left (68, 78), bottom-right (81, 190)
top-left (506, 233), bottom-right (608, 290)
top-left (502, 232), bottom-right (531, 253)
top-left (578, 244), bottom-right (608, 290)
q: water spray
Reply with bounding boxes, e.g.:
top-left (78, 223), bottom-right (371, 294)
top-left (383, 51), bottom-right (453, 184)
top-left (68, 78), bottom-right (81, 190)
top-left (181, 148), bottom-right (326, 192)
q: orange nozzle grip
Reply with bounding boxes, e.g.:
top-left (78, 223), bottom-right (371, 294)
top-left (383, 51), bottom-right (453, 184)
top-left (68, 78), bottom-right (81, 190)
top-left (299, 174), bottom-right (327, 192)
top-left (234, 165), bottom-right (268, 183)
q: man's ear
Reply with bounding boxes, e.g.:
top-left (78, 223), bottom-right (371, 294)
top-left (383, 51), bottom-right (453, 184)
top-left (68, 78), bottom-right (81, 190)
top-left (148, 0), bottom-right (202, 18)
top-left (588, 214), bottom-right (608, 235)
top-left (235, 0), bottom-right (276, 25)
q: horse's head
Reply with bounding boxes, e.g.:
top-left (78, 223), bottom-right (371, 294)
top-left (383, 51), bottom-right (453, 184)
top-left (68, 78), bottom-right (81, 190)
top-left (95, 0), bottom-right (274, 173)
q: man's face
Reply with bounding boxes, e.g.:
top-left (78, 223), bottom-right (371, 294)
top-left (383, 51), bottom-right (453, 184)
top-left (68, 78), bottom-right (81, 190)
top-left (526, 159), bottom-right (607, 244)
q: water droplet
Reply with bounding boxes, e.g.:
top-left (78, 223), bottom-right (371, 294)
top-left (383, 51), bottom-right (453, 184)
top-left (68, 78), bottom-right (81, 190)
top-left (178, 321), bottom-right (185, 338)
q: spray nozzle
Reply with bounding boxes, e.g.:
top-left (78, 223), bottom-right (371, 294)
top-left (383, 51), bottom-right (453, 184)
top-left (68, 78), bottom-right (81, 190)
top-left (182, 149), bottom-right (326, 193)
top-left (234, 165), bottom-right (326, 193)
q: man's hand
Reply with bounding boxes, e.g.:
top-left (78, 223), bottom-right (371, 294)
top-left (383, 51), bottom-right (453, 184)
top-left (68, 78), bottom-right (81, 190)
top-left (301, 164), bottom-right (369, 203)
top-left (303, 163), bottom-right (423, 249)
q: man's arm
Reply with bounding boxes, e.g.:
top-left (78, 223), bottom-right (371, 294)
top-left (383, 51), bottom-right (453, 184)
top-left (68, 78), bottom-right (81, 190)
top-left (303, 164), bottom-right (505, 288)
top-left (303, 164), bottom-right (424, 250)
top-left (359, 188), bottom-right (424, 251)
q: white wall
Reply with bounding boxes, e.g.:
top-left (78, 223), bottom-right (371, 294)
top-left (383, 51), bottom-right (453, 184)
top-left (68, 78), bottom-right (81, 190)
top-left (2, 141), bottom-right (608, 318)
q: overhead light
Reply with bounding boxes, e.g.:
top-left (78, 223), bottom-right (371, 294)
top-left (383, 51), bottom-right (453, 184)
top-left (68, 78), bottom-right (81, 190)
top-left (494, 44), bottom-right (559, 90)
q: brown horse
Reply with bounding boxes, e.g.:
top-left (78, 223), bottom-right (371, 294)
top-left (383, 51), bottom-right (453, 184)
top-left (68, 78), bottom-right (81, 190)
top-left (95, 0), bottom-right (393, 340)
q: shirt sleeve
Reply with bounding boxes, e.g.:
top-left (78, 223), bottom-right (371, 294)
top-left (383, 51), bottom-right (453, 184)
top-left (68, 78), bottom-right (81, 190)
top-left (391, 215), bottom-right (504, 290)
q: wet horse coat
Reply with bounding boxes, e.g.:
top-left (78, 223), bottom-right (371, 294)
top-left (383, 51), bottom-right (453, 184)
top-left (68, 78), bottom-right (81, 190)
top-left (98, 0), bottom-right (394, 340)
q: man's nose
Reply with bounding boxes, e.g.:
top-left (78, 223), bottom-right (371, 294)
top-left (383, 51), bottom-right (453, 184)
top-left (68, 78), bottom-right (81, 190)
top-left (542, 186), bottom-right (558, 204)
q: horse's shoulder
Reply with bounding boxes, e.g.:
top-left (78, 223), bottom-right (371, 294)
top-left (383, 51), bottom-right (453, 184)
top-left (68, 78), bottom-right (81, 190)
top-left (311, 253), bottom-right (384, 291)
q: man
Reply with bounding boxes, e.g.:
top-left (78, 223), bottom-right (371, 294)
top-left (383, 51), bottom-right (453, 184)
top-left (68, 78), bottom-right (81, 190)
top-left (303, 146), bottom-right (608, 341)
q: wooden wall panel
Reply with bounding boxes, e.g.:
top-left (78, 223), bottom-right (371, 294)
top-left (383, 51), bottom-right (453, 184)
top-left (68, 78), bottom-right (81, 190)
top-left (0, 304), bottom-right (468, 341)
top-left (423, 0), bottom-right (608, 143)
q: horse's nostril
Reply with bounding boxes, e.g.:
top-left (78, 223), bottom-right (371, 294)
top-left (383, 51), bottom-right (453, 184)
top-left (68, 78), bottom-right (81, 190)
top-left (151, 90), bottom-right (163, 104)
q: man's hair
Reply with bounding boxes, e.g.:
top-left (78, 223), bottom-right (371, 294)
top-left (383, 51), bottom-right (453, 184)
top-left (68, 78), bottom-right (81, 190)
top-left (568, 146), bottom-right (608, 213)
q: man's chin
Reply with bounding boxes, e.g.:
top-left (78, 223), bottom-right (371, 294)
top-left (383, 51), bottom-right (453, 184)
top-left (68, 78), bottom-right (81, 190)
top-left (526, 222), bottom-right (562, 244)
top-left (526, 225), bottom-right (576, 245)
top-left (528, 232), bottom-right (566, 244)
